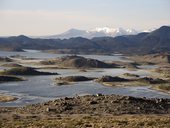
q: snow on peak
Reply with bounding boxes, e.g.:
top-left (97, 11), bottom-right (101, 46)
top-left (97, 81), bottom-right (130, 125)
top-left (95, 27), bottom-right (115, 33)
top-left (143, 28), bottom-right (156, 32)
top-left (40, 27), bottom-right (149, 39)
top-left (91, 27), bottom-right (138, 36)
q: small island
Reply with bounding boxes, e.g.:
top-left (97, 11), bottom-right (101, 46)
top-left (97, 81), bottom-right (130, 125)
top-left (55, 76), bottom-right (95, 85)
top-left (0, 75), bottom-right (24, 82)
top-left (1, 63), bottom-right (23, 68)
top-left (40, 55), bottom-right (118, 69)
top-left (95, 75), bottom-right (169, 88)
top-left (0, 67), bottom-right (59, 76)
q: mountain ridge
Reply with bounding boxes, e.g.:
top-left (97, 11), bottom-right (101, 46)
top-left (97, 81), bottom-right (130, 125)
top-left (0, 26), bottom-right (169, 55)
top-left (36, 27), bottom-right (142, 39)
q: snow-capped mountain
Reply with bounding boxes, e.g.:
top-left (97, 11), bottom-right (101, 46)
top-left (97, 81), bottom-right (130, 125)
top-left (92, 27), bottom-right (138, 36)
top-left (39, 27), bottom-right (144, 39)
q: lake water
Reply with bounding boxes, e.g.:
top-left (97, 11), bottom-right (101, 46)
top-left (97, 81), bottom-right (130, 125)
top-left (0, 50), bottom-right (131, 62)
top-left (0, 50), bottom-right (170, 107)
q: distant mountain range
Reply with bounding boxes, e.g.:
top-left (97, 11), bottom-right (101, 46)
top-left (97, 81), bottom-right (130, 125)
top-left (0, 26), bottom-right (169, 55)
top-left (36, 27), bottom-right (148, 39)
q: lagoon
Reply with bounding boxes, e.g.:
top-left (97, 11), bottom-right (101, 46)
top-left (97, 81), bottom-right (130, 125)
top-left (0, 50), bottom-right (170, 106)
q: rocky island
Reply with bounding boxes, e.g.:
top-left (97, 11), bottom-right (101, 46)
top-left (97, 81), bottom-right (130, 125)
top-left (40, 55), bottom-right (118, 69)
top-left (0, 67), bottom-right (59, 76)
top-left (0, 75), bottom-right (24, 82)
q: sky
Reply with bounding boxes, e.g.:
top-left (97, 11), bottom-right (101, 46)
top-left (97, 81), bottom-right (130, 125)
top-left (0, 0), bottom-right (170, 36)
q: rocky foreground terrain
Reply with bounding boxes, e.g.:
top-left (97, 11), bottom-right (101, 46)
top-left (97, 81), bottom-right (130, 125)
top-left (14, 94), bottom-right (170, 115)
top-left (0, 94), bottom-right (170, 128)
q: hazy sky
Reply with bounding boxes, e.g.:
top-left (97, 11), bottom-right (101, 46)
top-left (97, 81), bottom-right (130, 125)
top-left (0, 0), bottom-right (170, 36)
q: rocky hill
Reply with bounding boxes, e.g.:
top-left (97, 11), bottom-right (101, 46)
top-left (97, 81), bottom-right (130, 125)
top-left (41, 55), bottom-right (117, 68)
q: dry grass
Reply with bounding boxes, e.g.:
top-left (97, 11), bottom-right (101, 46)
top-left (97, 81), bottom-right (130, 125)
top-left (0, 114), bottom-right (170, 128)
top-left (0, 95), bottom-right (18, 102)
top-left (153, 83), bottom-right (170, 94)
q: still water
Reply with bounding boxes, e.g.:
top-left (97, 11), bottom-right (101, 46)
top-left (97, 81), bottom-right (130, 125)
top-left (0, 50), bottom-right (170, 106)
top-left (0, 50), bottom-right (130, 62)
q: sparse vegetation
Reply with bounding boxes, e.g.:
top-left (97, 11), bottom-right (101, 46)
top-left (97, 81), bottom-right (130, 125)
top-left (155, 67), bottom-right (170, 78)
top-left (0, 94), bottom-right (170, 127)
top-left (155, 84), bottom-right (170, 91)
top-left (131, 53), bottom-right (170, 64)
top-left (0, 115), bottom-right (170, 128)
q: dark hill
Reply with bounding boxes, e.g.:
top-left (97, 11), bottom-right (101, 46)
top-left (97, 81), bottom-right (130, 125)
top-left (137, 26), bottom-right (170, 53)
top-left (93, 26), bottom-right (170, 54)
